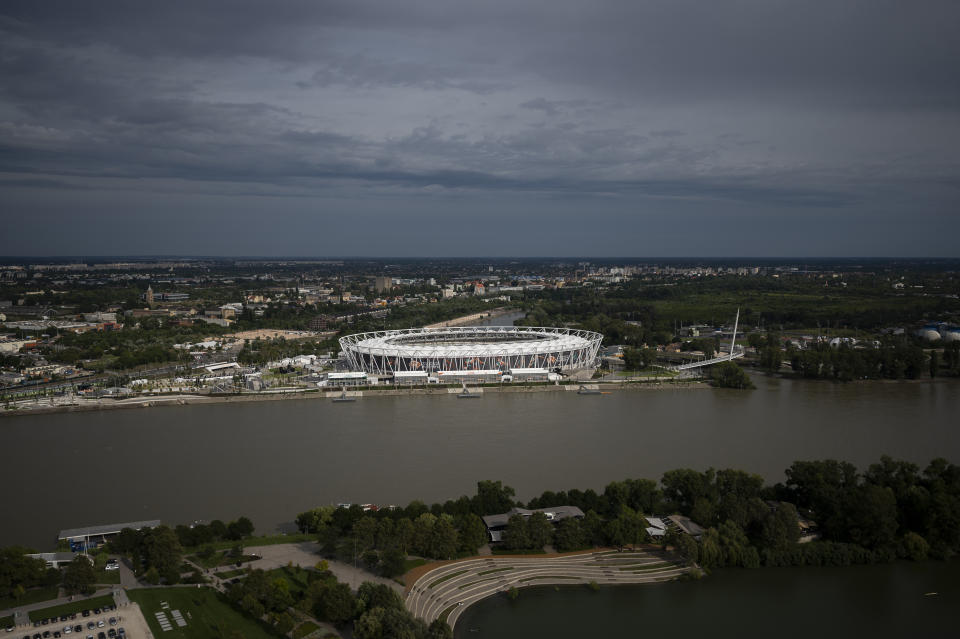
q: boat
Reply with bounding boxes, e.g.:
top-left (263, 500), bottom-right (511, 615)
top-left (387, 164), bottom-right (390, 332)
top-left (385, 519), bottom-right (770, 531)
top-left (458, 382), bottom-right (481, 398)
top-left (577, 385), bottom-right (603, 395)
top-left (332, 388), bottom-right (356, 402)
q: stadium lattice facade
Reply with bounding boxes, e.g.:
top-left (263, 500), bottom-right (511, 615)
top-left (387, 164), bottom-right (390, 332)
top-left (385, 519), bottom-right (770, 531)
top-left (339, 326), bottom-right (602, 375)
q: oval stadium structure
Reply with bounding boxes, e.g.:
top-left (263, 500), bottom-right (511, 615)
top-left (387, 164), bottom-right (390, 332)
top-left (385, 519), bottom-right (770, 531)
top-left (340, 326), bottom-right (603, 375)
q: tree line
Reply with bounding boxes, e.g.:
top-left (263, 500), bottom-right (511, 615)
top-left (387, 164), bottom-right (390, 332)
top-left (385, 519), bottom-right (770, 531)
top-left (296, 456), bottom-right (959, 575)
top-left (226, 564), bottom-right (451, 639)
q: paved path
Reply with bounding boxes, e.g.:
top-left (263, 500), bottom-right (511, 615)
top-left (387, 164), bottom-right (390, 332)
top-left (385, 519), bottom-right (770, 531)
top-left (406, 549), bottom-right (689, 630)
top-left (242, 542), bottom-right (401, 592)
top-left (1, 587), bottom-right (114, 627)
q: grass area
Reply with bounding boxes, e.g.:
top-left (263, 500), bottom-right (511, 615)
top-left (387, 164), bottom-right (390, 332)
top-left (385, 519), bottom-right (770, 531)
top-left (617, 562), bottom-right (673, 572)
top-left (438, 605), bottom-right (457, 625)
top-left (403, 558), bottom-right (427, 573)
top-left (491, 548), bottom-right (547, 555)
top-left (458, 577), bottom-right (502, 589)
top-left (292, 621), bottom-right (320, 639)
top-left (265, 566), bottom-right (312, 598)
top-left (1, 615), bottom-right (13, 628)
top-left (428, 570), bottom-right (468, 589)
top-left (215, 568), bottom-right (246, 580)
top-left (519, 575), bottom-right (580, 582)
top-left (185, 533), bottom-right (314, 554)
top-left (477, 567), bottom-right (513, 576)
top-left (28, 594), bottom-right (115, 622)
top-left (128, 587), bottom-right (282, 639)
top-left (0, 586), bottom-right (60, 609)
top-left (94, 569), bottom-right (122, 585)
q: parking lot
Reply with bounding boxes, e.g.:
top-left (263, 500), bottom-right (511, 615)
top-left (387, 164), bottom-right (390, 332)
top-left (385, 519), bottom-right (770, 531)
top-left (19, 602), bottom-right (151, 639)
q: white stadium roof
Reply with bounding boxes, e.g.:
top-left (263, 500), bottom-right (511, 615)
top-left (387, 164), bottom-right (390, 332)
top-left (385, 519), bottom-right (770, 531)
top-left (339, 326), bottom-right (602, 375)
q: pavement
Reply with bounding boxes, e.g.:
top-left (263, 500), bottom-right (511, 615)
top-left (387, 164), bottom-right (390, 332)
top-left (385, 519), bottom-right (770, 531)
top-left (405, 549), bottom-right (689, 630)
top-left (0, 587), bottom-right (114, 625)
top-left (235, 541), bottom-right (402, 592)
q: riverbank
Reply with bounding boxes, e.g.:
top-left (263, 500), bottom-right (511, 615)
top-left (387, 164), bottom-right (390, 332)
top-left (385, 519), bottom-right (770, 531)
top-left (0, 378), bottom-right (707, 418)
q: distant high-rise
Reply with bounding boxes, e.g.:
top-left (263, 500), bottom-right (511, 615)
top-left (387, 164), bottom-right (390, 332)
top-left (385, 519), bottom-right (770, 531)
top-left (375, 276), bottom-right (393, 293)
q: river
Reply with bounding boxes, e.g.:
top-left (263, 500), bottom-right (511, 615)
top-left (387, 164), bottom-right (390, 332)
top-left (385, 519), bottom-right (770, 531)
top-left (454, 559), bottom-right (960, 638)
top-left (0, 374), bottom-right (957, 548)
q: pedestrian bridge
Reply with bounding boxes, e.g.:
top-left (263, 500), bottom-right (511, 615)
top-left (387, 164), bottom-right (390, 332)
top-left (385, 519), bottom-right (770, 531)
top-left (670, 348), bottom-right (744, 371)
top-left (667, 308), bottom-right (744, 372)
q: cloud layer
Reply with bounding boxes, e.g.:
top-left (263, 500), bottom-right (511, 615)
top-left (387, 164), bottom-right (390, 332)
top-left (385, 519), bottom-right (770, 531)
top-left (1, 1), bottom-right (958, 256)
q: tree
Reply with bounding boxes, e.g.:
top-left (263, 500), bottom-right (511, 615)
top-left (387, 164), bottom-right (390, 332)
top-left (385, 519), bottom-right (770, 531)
top-left (457, 513), bottom-right (489, 555)
top-left (393, 518), bottom-right (415, 554)
top-left (379, 548), bottom-right (406, 578)
top-left (672, 532), bottom-right (700, 565)
top-left (503, 515), bottom-right (530, 551)
top-left (901, 531), bottom-right (930, 561)
top-left (142, 525), bottom-right (183, 577)
top-left (554, 518), bottom-right (587, 552)
top-left (710, 361), bottom-right (755, 389)
top-left (228, 516), bottom-right (254, 540)
top-left (473, 481), bottom-right (516, 516)
top-left (315, 582), bottom-right (357, 624)
top-left (427, 619), bottom-right (454, 639)
top-left (272, 611), bottom-right (294, 634)
top-left (604, 518), bottom-right (627, 551)
top-left (412, 513), bottom-right (437, 557)
top-left (353, 517), bottom-right (378, 551)
top-left (929, 350), bottom-right (939, 378)
top-left (357, 582), bottom-right (403, 613)
top-left (526, 512), bottom-right (554, 550)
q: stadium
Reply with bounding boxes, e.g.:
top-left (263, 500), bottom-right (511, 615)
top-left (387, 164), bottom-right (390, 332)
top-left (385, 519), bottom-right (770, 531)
top-left (339, 326), bottom-right (603, 376)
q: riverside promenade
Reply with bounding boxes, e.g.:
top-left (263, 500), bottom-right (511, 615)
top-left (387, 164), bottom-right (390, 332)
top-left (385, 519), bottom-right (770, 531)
top-left (405, 548), bottom-right (689, 630)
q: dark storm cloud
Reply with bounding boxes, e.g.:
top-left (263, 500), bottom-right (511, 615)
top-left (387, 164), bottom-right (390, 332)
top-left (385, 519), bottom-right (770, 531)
top-left (0, 0), bottom-right (958, 255)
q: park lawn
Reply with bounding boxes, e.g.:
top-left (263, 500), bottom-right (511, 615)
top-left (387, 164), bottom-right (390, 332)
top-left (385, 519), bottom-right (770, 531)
top-left (128, 587), bottom-right (281, 639)
top-left (0, 585), bottom-right (60, 609)
top-left (403, 558), bottom-right (427, 573)
top-left (94, 569), bottom-right (122, 585)
top-left (265, 566), bottom-right (312, 598)
top-left (215, 568), bottom-right (246, 580)
top-left (28, 594), bottom-right (116, 622)
top-left (292, 621), bottom-right (319, 639)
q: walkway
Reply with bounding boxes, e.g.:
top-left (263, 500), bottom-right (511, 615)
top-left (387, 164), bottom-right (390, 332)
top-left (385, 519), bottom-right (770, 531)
top-left (0, 587), bottom-right (114, 628)
top-left (405, 549), bottom-right (689, 630)
top-left (238, 541), bottom-right (401, 592)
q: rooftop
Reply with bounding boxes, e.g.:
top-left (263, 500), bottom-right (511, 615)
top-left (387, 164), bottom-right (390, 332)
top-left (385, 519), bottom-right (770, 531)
top-left (482, 506), bottom-right (585, 530)
top-left (58, 519), bottom-right (161, 540)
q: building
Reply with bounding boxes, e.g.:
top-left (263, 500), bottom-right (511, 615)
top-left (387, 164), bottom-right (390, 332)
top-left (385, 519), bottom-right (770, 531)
top-left (326, 372), bottom-right (368, 387)
top-left (664, 514), bottom-right (704, 540)
top-left (340, 326), bottom-right (602, 375)
top-left (309, 315), bottom-right (336, 331)
top-left (374, 276), bottom-right (393, 293)
top-left (482, 506), bottom-right (585, 543)
top-left (508, 367), bottom-right (550, 382)
top-left (392, 370), bottom-right (429, 385)
top-left (58, 519), bottom-right (161, 551)
top-left (436, 369), bottom-right (502, 384)
top-left (26, 552), bottom-right (78, 568)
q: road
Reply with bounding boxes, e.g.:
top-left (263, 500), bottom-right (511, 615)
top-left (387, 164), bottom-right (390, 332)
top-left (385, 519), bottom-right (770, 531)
top-left (405, 549), bottom-right (689, 630)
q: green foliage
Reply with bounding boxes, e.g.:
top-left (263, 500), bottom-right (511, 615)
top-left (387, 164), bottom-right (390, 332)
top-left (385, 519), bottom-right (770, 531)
top-left (710, 361), bottom-right (755, 389)
top-left (62, 555), bottom-right (96, 594)
top-left (553, 517), bottom-right (588, 552)
top-left (0, 547), bottom-right (53, 597)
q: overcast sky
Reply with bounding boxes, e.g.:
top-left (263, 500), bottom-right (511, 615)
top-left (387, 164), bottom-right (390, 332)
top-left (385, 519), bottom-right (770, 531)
top-left (1, 0), bottom-right (958, 257)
